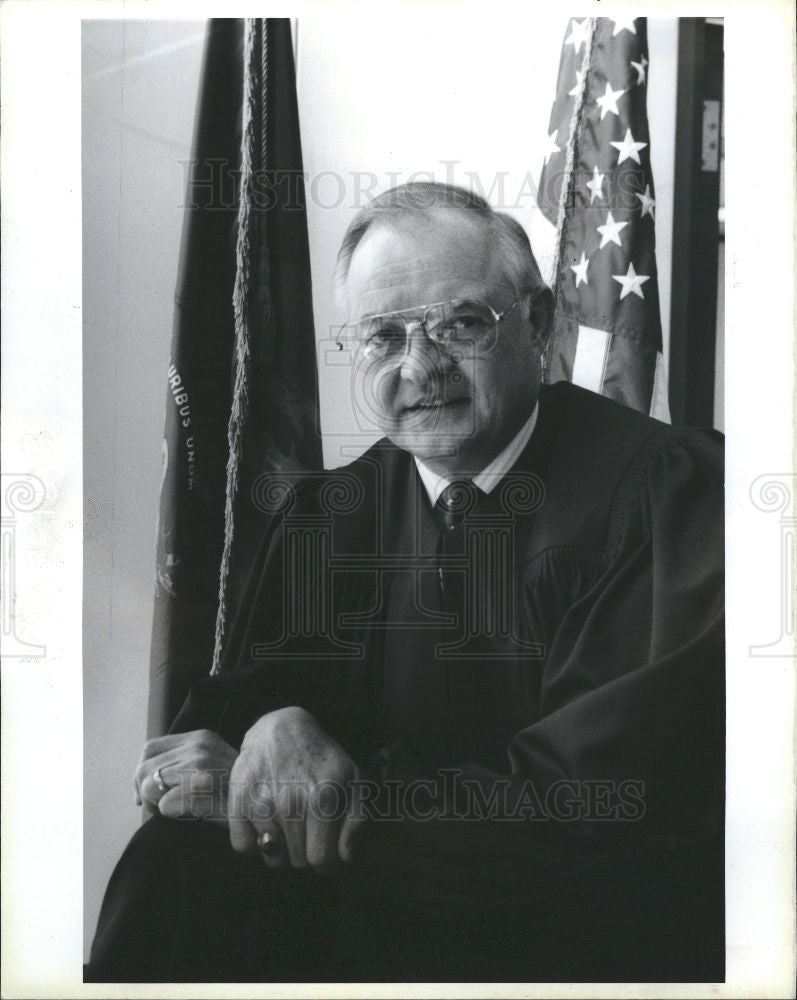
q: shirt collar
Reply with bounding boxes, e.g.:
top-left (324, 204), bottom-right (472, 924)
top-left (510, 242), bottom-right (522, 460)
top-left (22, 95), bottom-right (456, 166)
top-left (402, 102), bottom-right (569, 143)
top-left (414, 402), bottom-right (539, 507)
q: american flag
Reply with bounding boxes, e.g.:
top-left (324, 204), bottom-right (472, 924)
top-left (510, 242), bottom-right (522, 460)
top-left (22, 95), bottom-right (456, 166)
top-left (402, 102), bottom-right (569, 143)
top-left (537, 16), bottom-right (669, 420)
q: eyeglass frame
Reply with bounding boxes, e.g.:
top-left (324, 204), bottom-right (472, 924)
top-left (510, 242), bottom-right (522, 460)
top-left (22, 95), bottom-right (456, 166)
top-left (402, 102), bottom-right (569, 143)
top-left (335, 296), bottom-right (526, 367)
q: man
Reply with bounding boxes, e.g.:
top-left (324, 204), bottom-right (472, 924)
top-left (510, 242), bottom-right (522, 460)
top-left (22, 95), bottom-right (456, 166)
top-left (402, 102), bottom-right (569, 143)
top-left (87, 183), bottom-right (724, 983)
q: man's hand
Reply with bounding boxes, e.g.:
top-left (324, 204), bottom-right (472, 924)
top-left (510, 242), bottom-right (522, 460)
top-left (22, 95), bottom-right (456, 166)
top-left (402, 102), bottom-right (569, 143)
top-left (134, 729), bottom-right (238, 826)
top-left (228, 706), bottom-right (364, 875)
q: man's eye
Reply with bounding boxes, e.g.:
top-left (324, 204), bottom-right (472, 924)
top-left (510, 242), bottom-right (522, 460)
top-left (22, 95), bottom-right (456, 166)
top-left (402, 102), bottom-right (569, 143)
top-left (437, 316), bottom-right (487, 338)
top-left (364, 327), bottom-right (404, 353)
top-left (370, 327), bottom-right (403, 342)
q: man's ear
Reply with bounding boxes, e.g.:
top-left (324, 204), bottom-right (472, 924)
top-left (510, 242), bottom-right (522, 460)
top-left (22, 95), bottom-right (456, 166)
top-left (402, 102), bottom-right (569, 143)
top-left (527, 286), bottom-right (554, 352)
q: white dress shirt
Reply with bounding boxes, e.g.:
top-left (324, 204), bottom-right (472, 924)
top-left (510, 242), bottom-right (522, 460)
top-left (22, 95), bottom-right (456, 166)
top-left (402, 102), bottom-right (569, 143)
top-left (414, 402), bottom-right (539, 506)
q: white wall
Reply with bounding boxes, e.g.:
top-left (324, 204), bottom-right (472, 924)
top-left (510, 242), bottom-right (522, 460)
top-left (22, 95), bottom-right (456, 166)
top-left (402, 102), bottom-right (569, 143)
top-left (297, 15), bottom-right (678, 468)
top-left (82, 19), bottom-right (205, 960)
top-left (82, 14), bottom-right (678, 960)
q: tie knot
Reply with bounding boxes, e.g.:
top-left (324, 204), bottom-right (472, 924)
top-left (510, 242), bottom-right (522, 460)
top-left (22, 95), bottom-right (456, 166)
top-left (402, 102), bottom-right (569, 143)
top-left (436, 479), bottom-right (481, 530)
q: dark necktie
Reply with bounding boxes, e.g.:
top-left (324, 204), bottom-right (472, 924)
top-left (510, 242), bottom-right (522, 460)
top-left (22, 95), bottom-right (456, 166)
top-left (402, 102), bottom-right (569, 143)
top-left (435, 479), bottom-right (483, 531)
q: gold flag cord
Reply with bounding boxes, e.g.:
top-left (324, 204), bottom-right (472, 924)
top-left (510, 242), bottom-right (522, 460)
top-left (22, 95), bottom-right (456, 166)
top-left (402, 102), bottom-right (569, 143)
top-left (211, 18), bottom-right (263, 674)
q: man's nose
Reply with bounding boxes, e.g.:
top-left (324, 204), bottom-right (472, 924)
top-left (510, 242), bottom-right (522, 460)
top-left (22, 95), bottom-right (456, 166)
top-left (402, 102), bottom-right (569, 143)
top-left (398, 322), bottom-right (449, 385)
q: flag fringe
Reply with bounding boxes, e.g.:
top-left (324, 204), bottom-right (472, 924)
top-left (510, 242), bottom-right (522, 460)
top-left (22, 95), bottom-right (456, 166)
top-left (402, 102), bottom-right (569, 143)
top-left (211, 18), bottom-right (262, 675)
top-left (544, 17), bottom-right (596, 380)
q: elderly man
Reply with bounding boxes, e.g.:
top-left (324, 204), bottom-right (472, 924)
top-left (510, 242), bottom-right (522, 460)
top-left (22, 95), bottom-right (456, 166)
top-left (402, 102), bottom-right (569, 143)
top-left (87, 183), bottom-right (724, 983)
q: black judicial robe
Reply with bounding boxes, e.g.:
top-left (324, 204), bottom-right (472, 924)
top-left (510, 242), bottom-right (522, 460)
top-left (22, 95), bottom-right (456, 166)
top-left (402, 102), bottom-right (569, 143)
top-left (162, 382), bottom-right (724, 975)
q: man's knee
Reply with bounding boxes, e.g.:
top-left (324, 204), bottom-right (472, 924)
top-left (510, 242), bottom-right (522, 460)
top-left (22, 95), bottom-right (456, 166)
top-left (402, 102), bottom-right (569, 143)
top-left (87, 816), bottom-right (257, 982)
top-left (126, 814), bottom-right (232, 868)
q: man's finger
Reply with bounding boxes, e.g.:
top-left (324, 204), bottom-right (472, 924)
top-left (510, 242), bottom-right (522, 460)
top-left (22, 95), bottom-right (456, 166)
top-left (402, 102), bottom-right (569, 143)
top-left (155, 774), bottom-right (227, 824)
top-left (305, 816), bottom-right (340, 875)
top-left (234, 772), bottom-right (294, 867)
top-left (139, 732), bottom-right (196, 759)
top-left (138, 758), bottom-right (181, 806)
top-left (227, 774), bottom-right (259, 854)
top-left (253, 824), bottom-right (289, 869)
top-left (278, 796), bottom-right (309, 870)
top-left (228, 815), bottom-right (259, 855)
top-left (306, 781), bottom-right (347, 873)
top-left (157, 785), bottom-right (188, 820)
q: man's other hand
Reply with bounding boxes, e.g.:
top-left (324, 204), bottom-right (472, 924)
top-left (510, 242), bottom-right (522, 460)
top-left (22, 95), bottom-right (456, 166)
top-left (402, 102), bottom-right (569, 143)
top-left (228, 706), bottom-right (364, 875)
top-left (134, 729), bottom-right (238, 826)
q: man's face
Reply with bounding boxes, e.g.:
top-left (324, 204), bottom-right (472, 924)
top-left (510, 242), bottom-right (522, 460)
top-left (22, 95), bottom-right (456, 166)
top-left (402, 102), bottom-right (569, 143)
top-left (344, 211), bottom-right (544, 472)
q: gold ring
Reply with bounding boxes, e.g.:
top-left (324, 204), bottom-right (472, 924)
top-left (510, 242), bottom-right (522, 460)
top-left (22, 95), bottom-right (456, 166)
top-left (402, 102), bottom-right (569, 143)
top-left (153, 767), bottom-right (168, 794)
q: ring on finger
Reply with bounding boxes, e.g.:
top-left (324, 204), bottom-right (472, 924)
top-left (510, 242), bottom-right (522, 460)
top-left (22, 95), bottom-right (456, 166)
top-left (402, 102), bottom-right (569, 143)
top-left (153, 767), bottom-right (169, 794)
top-left (257, 829), bottom-right (282, 857)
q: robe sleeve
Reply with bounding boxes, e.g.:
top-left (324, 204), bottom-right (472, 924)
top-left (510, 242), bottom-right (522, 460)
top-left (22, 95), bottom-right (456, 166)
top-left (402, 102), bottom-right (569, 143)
top-left (356, 428), bottom-right (724, 912)
top-left (166, 510), bottom-right (312, 746)
top-left (168, 482), bottom-right (380, 757)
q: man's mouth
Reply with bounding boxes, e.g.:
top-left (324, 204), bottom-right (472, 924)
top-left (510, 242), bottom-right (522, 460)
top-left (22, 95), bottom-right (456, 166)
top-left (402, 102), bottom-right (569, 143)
top-left (403, 397), bottom-right (468, 414)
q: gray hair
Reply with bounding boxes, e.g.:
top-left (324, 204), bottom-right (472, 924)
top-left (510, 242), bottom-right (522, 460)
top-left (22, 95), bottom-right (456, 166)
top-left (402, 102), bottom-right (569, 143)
top-left (333, 181), bottom-right (547, 308)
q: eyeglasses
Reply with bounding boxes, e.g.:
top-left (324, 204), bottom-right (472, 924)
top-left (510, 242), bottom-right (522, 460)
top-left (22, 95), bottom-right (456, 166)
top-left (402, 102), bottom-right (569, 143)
top-left (338, 298), bottom-right (523, 368)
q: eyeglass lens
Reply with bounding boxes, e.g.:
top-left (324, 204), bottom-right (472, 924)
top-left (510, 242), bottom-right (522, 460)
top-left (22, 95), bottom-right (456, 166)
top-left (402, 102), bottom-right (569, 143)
top-left (354, 300), bottom-right (498, 363)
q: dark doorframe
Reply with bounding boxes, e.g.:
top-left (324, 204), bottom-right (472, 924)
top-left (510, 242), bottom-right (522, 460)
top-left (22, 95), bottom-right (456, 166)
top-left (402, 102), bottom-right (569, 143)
top-left (669, 18), bottom-right (724, 427)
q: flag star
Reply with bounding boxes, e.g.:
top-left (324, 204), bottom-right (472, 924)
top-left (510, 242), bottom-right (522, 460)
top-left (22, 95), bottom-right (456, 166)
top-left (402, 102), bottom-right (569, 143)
top-left (596, 211), bottom-right (628, 249)
top-left (596, 81), bottom-right (626, 120)
top-left (631, 54), bottom-right (648, 85)
top-left (610, 128), bottom-right (647, 164)
top-left (611, 18), bottom-right (637, 37)
top-left (568, 69), bottom-right (585, 98)
top-left (636, 184), bottom-right (656, 219)
top-left (586, 165), bottom-right (606, 204)
top-left (612, 262), bottom-right (651, 300)
top-left (543, 129), bottom-right (561, 165)
top-left (565, 18), bottom-right (588, 53)
top-left (570, 251), bottom-right (590, 288)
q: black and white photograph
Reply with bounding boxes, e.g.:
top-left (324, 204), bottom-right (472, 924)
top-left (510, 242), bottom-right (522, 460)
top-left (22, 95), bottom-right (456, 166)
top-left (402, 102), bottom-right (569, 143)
top-left (1, 3), bottom-right (795, 996)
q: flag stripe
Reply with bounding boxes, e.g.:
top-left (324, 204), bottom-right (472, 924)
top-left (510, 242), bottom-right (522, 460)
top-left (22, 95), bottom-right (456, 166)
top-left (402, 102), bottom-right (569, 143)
top-left (650, 350), bottom-right (671, 422)
top-left (602, 333), bottom-right (657, 413)
top-left (572, 324), bottom-right (612, 394)
top-left (543, 312), bottom-right (578, 385)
